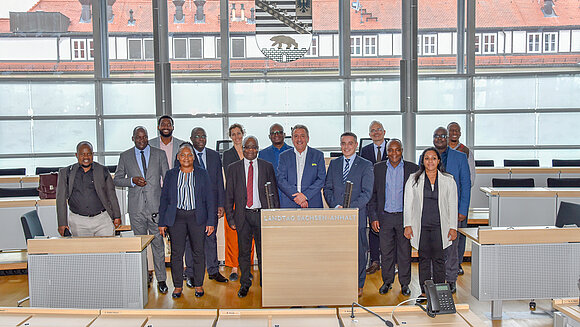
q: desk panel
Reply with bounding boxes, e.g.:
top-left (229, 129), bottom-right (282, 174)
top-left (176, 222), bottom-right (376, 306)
top-left (36, 199), bottom-right (59, 238)
top-left (89, 316), bottom-right (147, 327)
top-left (498, 196), bottom-right (556, 226)
top-left (218, 308), bottom-right (339, 327)
top-left (0, 314), bottom-right (30, 327)
top-left (471, 169), bottom-right (510, 209)
top-left (0, 200), bottom-right (36, 250)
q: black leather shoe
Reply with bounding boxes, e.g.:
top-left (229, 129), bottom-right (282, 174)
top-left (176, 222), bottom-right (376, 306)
top-left (229, 272), bottom-right (239, 281)
top-left (194, 288), bottom-right (204, 297)
top-left (249, 273), bottom-right (254, 280)
top-left (157, 281), bottom-right (168, 294)
top-left (458, 265), bottom-right (464, 275)
top-left (186, 277), bottom-right (194, 288)
top-left (366, 261), bottom-right (380, 274)
top-left (449, 281), bottom-right (457, 294)
top-left (148, 271), bottom-right (153, 283)
top-left (171, 291), bottom-right (182, 299)
top-left (379, 283), bottom-right (392, 295)
top-left (238, 286), bottom-right (249, 298)
top-left (401, 284), bottom-right (411, 296)
top-left (209, 272), bottom-right (229, 283)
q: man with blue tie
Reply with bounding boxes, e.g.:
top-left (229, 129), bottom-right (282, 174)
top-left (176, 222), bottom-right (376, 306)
top-left (277, 125), bottom-right (326, 208)
top-left (323, 132), bottom-right (374, 297)
top-left (187, 127), bottom-right (228, 284)
top-left (258, 123), bottom-right (292, 173)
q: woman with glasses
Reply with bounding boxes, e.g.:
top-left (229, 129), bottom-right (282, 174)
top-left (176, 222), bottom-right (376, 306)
top-left (403, 147), bottom-right (458, 302)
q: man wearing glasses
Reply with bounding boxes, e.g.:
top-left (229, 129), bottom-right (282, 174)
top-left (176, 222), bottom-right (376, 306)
top-left (432, 126), bottom-right (471, 294)
top-left (258, 123), bottom-right (292, 173)
top-left (188, 127), bottom-right (228, 285)
top-left (360, 121), bottom-right (389, 275)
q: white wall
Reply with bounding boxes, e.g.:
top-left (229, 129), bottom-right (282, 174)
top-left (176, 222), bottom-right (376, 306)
top-left (116, 37), bottom-right (127, 59)
top-left (108, 36), bottom-right (116, 59)
top-left (58, 37), bottom-right (71, 60)
top-left (392, 33), bottom-right (402, 56)
top-left (571, 30), bottom-right (580, 52)
top-left (333, 34), bottom-right (339, 56)
top-left (512, 31), bottom-right (526, 53)
top-left (0, 38), bottom-right (57, 60)
top-left (378, 33), bottom-right (392, 56)
top-left (438, 32), bottom-right (452, 55)
top-left (452, 32), bottom-right (457, 55)
top-left (559, 30), bottom-right (570, 52)
top-left (245, 35), bottom-right (264, 58)
top-left (318, 34), bottom-right (333, 57)
top-left (497, 31), bottom-right (505, 53)
top-left (204, 36), bottom-right (216, 58)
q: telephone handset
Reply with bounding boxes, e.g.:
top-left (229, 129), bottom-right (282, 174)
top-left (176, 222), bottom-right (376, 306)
top-left (424, 280), bottom-right (456, 316)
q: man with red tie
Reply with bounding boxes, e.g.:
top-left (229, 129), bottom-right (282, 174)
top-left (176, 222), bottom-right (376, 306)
top-left (225, 136), bottom-right (279, 298)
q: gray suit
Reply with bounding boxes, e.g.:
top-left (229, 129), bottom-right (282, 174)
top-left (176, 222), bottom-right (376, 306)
top-left (114, 145), bottom-right (169, 282)
top-left (149, 136), bottom-right (185, 168)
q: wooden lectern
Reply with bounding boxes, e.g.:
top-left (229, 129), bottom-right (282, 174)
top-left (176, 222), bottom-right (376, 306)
top-left (261, 208), bottom-right (358, 307)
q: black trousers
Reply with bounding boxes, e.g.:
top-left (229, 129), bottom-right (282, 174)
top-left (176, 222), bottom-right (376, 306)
top-left (167, 209), bottom-right (205, 288)
top-left (368, 220), bottom-right (381, 263)
top-left (237, 209), bottom-right (262, 289)
top-left (184, 220), bottom-right (219, 278)
top-left (418, 226), bottom-right (445, 292)
top-left (378, 212), bottom-right (411, 286)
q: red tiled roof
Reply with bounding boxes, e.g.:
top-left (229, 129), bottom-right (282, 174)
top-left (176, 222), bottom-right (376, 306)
top-left (1, 0), bottom-right (578, 34)
top-left (0, 18), bottom-right (9, 32)
top-left (1, 54), bottom-right (578, 73)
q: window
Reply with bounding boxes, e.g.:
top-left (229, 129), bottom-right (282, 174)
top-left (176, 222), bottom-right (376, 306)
top-left (189, 38), bottom-right (203, 59)
top-left (306, 36), bottom-right (318, 57)
top-left (88, 40), bottom-right (94, 59)
top-left (417, 35), bottom-right (421, 55)
top-left (128, 39), bottom-right (142, 60)
top-left (423, 35), bottom-right (437, 55)
top-left (482, 33), bottom-right (496, 54)
top-left (363, 35), bottom-right (377, 56)
top-left (351, 36), bottom-right (362, 56)
top-left (231, 38), bottom-right (245, 58)
top-left (173, 38), bottom-right (187, 59)
top-left (144, 39), bottom-right (154, 60)
top-left (216, 38), bottom-right (221, 59)
top-left (528, 33), bottom-right (541, 53)
top-left (474, 34), bottom-right (481, 54)
top-left (544, 32), bottom-right (557, 53)
top-left (72, 39), bottom-right (87, 60)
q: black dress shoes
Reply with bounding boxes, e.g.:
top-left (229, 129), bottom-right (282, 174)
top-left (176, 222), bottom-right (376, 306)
top-left (157, 281), bottom-right (168, 294)
top-left (238, 286), bottom-right (249, 298)
top-left (449, 281), bottom-right (457, 294)
top-left (229, 272), bottom-right (239, 281)
top-left (379, 283), bottom-right (392, 295)
top-left (209, 272), bottom-right (229, 283)
top-left (366, 261), bottom-right (380, 275)
top-left (171, 291), bottom-right (182, 299)
top-left (458, 265), bottom-right (464, 275)
top-left (186, 277), bottom-right (195, 288)
top-left (195, 288), bottom-right (205, 297)
top-left (401, 284), bottom-right (411, 296)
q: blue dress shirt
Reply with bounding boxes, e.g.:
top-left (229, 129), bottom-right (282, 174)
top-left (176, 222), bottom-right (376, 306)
top-left (258, 143), bottom-right (292, 172)
top-left (384, 160), bottom-right (404, 213)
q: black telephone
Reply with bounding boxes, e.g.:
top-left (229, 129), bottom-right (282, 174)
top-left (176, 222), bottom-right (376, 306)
top-left (424, 280), bottom-right (456, 316)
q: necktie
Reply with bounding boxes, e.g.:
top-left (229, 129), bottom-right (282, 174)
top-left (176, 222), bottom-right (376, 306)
top-left (247, 161), bottom-right (254, 207)
top-left (140, 150), bottom-right (147, 177)
top-left (376, 146), bottom-right (382, 162)
top-left (197, 153), bottom-right (206, 169)
top-left (343, 158), bottom-right (350, 183)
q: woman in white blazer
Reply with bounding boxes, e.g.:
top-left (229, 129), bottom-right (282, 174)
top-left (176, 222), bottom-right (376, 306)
top-left (403, 147), bottom-right (458, 300)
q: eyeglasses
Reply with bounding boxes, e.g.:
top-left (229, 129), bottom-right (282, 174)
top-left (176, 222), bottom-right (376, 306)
top-left (270, 131), bottom-right (284, 136)
top-left (192, 135), bottom-right (207, 139)
top-left (243, 146), bottom-right (259, 150)
top-left (370, 128), bottom-right (384, 133)
top-left (433, 134), bottom-right (448, 139)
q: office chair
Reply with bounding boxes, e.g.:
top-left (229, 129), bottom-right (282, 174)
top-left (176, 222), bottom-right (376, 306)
top-left (0, 187), bottom-right (39, 197)
top-left (216, 140), bottom-right (233, 157)
top-left (547, 178), bottom-right (580, 188)
top-left (552, 159), bottom-right (580, 167)
top-left (19, 210), bottom-right (45, 306)
top-left (0, 168), bottom-right (26, 176)
top-left (492, 178), bottom-right (535, 187)
top-left (503, 159), bottom-right (540, 167)
top-left (555, 201), bottom-right (580, 228)
top-left (35, 167), bottom-right (60, 175)
top-left (475, 160), bottom-right (494, 167)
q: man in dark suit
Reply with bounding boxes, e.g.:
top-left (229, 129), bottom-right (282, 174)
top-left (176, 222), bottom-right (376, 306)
top-left (277, 124), bottom-right (326, 208)
top-left (433, 127), bottom-right (471, 293)
top-left (323, 132), bottom-right (374, 297)
top-left (359, 120), bottom-right (388, 275)
top-left (369, 139), bottom-right (419, 296)
top-left (187, 127), bottom-right (228, 284)
top-left (225, 136), bottom-right (279, 298)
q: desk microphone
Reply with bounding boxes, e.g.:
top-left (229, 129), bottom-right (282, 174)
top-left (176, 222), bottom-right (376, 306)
top-left (350, 302), bottom-right (393, 326)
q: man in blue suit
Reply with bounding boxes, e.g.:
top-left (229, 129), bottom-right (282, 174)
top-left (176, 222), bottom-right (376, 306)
top-left (186, 127), bottom-right (228, 284)
top-left (258, 123), bottom-right (292, 173)
top-left (277, 124), bottom-right (326, 208)
top-left (323, 132), bottom-right (374, 297)
top-left (433, 126), bottom-right (471, 294)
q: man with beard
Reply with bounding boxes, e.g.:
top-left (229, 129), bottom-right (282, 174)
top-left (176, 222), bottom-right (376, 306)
top-left (258, 123), bottom-right (292, 173)
top-left (150, 115), bottom-right (185, 169)
top-left (57, 141), bottom-right (122, 237)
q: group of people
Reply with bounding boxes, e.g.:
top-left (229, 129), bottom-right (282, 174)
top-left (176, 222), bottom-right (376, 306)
top-left (55, 116), bottom-right (474, 301)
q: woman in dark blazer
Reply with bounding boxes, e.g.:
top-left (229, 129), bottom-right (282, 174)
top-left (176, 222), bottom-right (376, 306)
top-left (403, 147), bottom-right (458, 302)
top-left (222, 123), bottom-right (245, 179)
top-left (158, 143), bottom-right (216, 299)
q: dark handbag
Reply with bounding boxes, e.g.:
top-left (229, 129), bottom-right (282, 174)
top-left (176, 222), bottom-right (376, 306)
top-left (38, 172), bottom-right (58, 199)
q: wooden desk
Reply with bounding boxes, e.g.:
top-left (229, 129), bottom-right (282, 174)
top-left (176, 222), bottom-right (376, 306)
top-left (460, 227), bottom-right (580, 320)
top-left (218, 308), bottom-right (340, 327)
top-left (95, 309), bottom-right (217, 327)
top-left (338, 304), bottom-right (485, 326)
top-left (27, 236), bottom-right (153, 309)
top-left (553, 299), bottom-right (580, 327)
top-left (0, 308), bottom-right (99, 327)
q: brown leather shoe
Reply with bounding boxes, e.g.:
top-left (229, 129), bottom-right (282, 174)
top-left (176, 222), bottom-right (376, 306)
top-left (366, 261), bottom-right (380, 274)
top-left (358, 288), bottom-right (364, 297)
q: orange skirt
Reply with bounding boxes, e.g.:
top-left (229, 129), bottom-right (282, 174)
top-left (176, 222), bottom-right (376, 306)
top-left (224, 212), bottom-right (255, 268)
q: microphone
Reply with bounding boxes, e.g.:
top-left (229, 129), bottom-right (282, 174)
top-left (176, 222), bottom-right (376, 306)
top-left (342, 181), bottom-right (353, 208)
top-left (264, 182), bottom-right (276, 209)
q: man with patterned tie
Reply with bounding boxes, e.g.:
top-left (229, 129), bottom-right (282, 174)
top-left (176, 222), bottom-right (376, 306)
top-left (225, 136), bottom-right (279, 298)
top-left (188, 127), bottom-right (228, 285)
top-left (359, 120), bottom-right (388, 275)
top-left (323, 132), bottom-right (374, 297)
